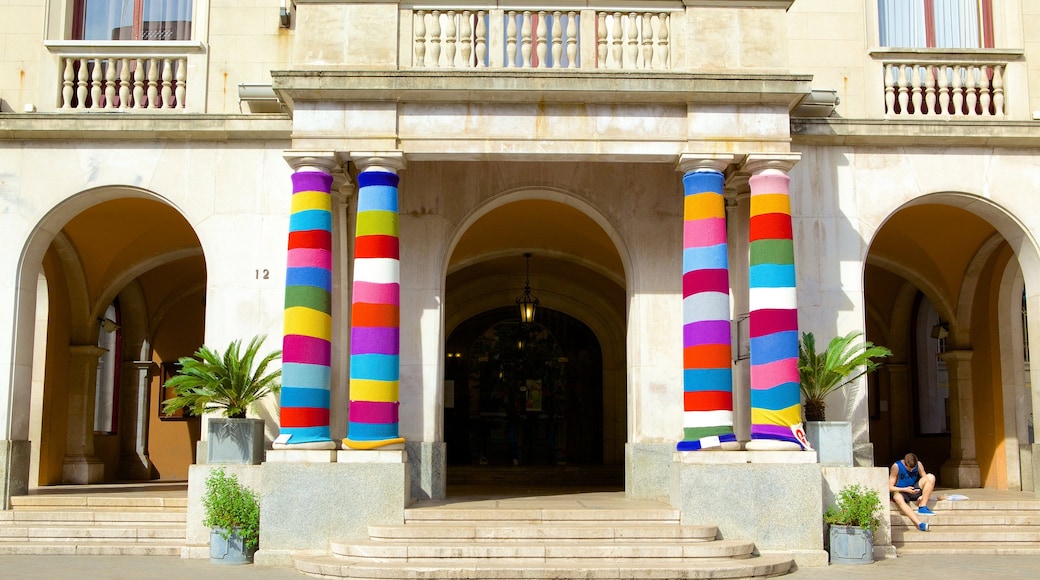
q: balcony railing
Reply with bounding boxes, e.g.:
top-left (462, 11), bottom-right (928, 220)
top-left (873, 49), bottom-right (1022, 119)
top-left (44, 41), bottom-right (205, 113)
top-left (411, 9), bottom-right (673, 70)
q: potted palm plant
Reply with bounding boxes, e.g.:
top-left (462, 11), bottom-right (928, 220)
top-left (824, 483), bottom-right (883, 565)
top-left (203, 467), bottom-right (260, 564)
top-left (798, 331), bottom-right (891, 422)
top-left (798, 331), bottom-right (890, 464)
top-left (162, 335), bottom-right (281, 464)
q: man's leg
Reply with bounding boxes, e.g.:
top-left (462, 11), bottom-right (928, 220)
top-left (917, 473), bottom-right (937, 507)
top-left (893, 493), bottom-right (921, 527)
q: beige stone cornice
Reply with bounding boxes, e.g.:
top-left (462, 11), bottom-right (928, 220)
top-left (271, 70), bottom-right (812, 109)
top-left (0, 114), bottom-right (291, 142)
top-left (792, 118), bottom-right (1040, 148)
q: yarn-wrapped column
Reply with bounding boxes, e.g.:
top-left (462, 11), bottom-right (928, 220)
top-left (676, 170), bottom-right (735, 451)
top-left (748, 171), bottom-right (806, 448)
top-left (279, 171), bottom-right (334, 444)
top-left (343, 169), bottom-right (405, 450)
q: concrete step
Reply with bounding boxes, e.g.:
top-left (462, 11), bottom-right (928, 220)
top-left (0, 510), bottom-right (186, 524)
top-left (368, 522), bottom-right (717, 542)
top-left (893, 541), bottom-right (1040, 556)
top-left (891, 512), bottom-right (1040, 526)
top-left (892, 525), bottom-right (1040, 543)
top-left (9, 495), bottom-right (187, 511)
top-left (0, 525), bottom-right (185, 541)
top-left (332, 537), bottom-right (756, 560)
top-left (293, 554), bottom-right (794, 580)
top-left (0, 543), bottom-right (183, 556)
top-left (404, 507), bottom-right (680, 523)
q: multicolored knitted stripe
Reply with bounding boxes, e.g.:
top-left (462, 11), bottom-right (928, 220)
top-left (676, 170), bottom-right (735, 452)
top-left (279, 171), bottom-right (334, 444)
top-left (343, 169), bottom-right (405, 450)
top-left (748, 172), bottom-right (806, 448)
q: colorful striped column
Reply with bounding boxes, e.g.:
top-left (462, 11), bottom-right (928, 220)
top-left (279, 170), bottom-right (334, 445)
top-left (748, 170), bottom-right (807, 449)
top-left (676, 170), bottom-right (736, 451)
top-left (343, 168), bottom-right (406, 450)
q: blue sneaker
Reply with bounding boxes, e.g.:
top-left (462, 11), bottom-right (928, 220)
top-left (918, 522), bottom-right (929, 532)
top-left (918, 506), bottom-right (936, 516)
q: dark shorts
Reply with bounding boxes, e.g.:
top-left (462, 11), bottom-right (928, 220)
top-left (894, 490), bottom-right (922, 503)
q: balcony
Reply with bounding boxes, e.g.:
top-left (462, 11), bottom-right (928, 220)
top-left (43, 41), bottom-right (206, 113)
top-left (871, 48), bottom-right (1024, 119)
top-left (411, 9), bottom-right (674, 70)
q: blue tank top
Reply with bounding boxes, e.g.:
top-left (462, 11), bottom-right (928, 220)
top-left (895, 461), bottom-right (919, 488)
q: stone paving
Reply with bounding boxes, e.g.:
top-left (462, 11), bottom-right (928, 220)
top-left (1, 553), bottom-right (1040, 579)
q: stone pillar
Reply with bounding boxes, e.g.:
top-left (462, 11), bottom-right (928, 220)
top-left (675, 154), bottom-right (738, 451)
top-left (742, 154), bottom-right (808, 452)
top-left (63, 345), bottom-right (106, 483)
top-left (343, 153), bottom-right (407, 450)
top-left (727, 176), bottom-right (752, 444)
top-left (939, 349), bottom-right (981, 487)
top-left (276, 152), bottom-right (339, 449)
top-left (118, 360), bottom-right (155, 480)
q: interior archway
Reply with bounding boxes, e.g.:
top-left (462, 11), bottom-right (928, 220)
top-left (865, 198), bottom-right (1035, 490)
top-left (444, 197), bottom-right (627, 492)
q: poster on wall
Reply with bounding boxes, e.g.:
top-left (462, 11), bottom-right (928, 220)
top-left (526, 379), bottom-right (542, 412)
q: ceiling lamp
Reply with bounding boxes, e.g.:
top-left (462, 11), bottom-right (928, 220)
top-left (515, 252), bottom-right (539, 324)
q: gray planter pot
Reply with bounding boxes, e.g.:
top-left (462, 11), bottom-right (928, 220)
top-left (805, 421), bottom-right (853, 466)
top-left (828, 524), bottom-right (874, 565)
top-left (209, 527), bottom-right (256, 565)
top-left (207, 418), bottom-right (265, 465)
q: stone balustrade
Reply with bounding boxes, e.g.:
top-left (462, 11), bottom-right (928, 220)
top-left (59, 55), bottom-right (187, 111)
top-left (411, 8), bottom-right (672, 70)
top-left (876, 49), bottom-right (1020, 119)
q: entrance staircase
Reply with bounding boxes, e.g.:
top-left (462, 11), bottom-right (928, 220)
top-left (891, 491), bottom-right (1040, 555)
top-left (292, 492), bottom-right (794, 579)
top-left (0, 487), bottom-right (187, 556)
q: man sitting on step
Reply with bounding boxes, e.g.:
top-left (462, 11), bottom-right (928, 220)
top-left (889, 452), bottom-right (937, 532)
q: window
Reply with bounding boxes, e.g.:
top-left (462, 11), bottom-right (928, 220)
top-left (878, 0), bottom-right (993, 49)
top-left (73, 0), bottom-right (194, 41)
top-left (94, 303), bottom-right (121, 434)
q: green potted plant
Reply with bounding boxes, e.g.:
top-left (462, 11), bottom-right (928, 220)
top-left (798, 331), bottom-right (891, 421)
top-left (163, 335), bottom-right (281, 464)
top-left (203, 467), bottom-right (260, 564)
top-left (824, 483), bottom-right (883, 565)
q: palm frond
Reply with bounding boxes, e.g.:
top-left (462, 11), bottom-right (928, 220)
top-left (161, 335), bottom-right (282, 419)
top-left (799, 331), bottom-right (891, 405)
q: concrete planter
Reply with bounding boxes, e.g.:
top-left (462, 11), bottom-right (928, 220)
top-left (210, 527), bottom-right (256, 564)
top-left (828, 524), bottom-right (874, 565)
top-left (207, 418), bottom-right (265, 465)
top-left (806, 421), bottom-right (853, 466)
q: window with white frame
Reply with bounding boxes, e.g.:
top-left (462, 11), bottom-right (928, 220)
top-left (73, 0), bottom-right (194, 41)
top-left (878, 0), bottom-right (993, 49)
top-left (94, 303), bottom-right (121, 434)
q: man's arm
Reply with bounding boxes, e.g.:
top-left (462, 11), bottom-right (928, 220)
top-left (889, 463), bottom-right (901, 493)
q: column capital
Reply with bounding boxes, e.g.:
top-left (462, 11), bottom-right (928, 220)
top-left (741, 153), bottom-right (801, 176)
top-left (283, 150), bottom-right (340, 173)
top-left (331, 170), bottom-right (355, 201)
top-left (676, 153), bottom-right (740, 175)
top-left (69, 344), bottom-right (107, 358)
top-left (938, 349), bottom-right (973, 364)
top-left (351, 152), bottom-right (406, 174)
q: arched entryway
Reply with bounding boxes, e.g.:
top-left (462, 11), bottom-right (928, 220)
top-left (21, 191), bottom-right (207, 487)
top-left (865, 196), bottom-right (1036, 490)
top-left (443, 195), bottom-right (627, 491)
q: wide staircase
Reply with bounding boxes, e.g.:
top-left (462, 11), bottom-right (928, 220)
top-left (0, 485), bottom-right (187, 556)
top-left (292, 492), bottom-right (794, 579)
top-left (891, 490), bottom-right (1040, 555)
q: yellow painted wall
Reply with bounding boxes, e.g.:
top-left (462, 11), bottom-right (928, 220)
top-left (147, 288), bottom-right (206, 481)
top-left (38, 248), bottom-right (71, 486)
top-left (970, 244), bottom-right (1013, 488)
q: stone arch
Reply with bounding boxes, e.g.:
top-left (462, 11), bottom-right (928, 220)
top-left (442, 187), bottom-right (630, 473)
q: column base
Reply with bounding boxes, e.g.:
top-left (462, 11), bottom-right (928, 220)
top-left (940, 458), bottom-right (981, 488)
top-left (62, 455), bottom-right (104, 484)
top-left (272, 440), bottom-right (338, 451)
top-left (1, 440), bottom-right (30, 508)
top-left (266, 449), bottom-right (337, 463)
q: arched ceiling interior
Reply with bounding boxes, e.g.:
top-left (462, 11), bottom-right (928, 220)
top-left (59, 197), bottom-right (205, 315)
top-left (447, 199), bottom-right (626, 330)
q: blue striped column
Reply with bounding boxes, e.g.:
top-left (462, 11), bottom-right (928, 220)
top-left (676, 169), bottom-right (735, 451)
